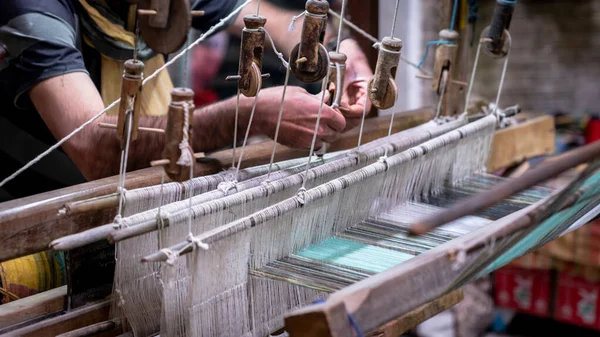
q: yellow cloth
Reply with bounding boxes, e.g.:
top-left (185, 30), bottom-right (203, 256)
top-left (78, 0), bottom-right (173, 116)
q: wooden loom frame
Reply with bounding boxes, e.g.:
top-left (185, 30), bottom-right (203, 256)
top-left (0, 0), bottom-right (560, 335)
top-left (0, 109), bottom-right (555, 337)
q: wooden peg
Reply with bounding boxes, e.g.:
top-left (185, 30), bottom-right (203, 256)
top-left (191, 10), bottom-right (205, 16)
top-left (99, 123), bottom-right (165, 134)
top-left (290, 0), bottom-right (330, 83)
top-left (432, 29), bottom-right (459, 95)
top-left (137, 9), bottom-right (157, 16)
top-left (238, 15), bottom-right (267, 97)
top-left (368, 36), bottom-right (402, 110)
top-left (158, 88), bottom-right (196, 182)
top-left (484, 0), bottom-right (515, 58)
top-left (117, 59), bottom-right (144, 149)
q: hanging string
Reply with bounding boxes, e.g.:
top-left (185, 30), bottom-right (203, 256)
top-left (335, 0), bottom-right (347, 53)
top-left (390, 0), bottom-right (401, 38)
top-left (327, 8), bottom-right (427, 75)
top-left (450, 0), bottom-right (459, 32)
top-left (266, 63), bottom-right (292, 179)
top-left (356, 92), bottom-right (371, 149)
top-left (256, 0), bottom-right (262, 16)
top-left (0, 0), bottom-right (252, 188)
top-left (462, 38), bottom-right (485, 117)
top-left (234, 87), bottom-right (263, 182)
top-left (492, 32), bottom-right (512, 115)
top-left (301, 73), bottom-right (330, 190)
top-left (232, 90), bottom-right (241, 169)
top-left (116, 107), bottom-right (135, 223)
top-left (434, 71), bottom-right (449, 120)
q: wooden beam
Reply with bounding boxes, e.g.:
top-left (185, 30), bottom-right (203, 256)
top-left (367, 288), bottom-right (463, 337)
top-left (0, 300), bottom-right (113, 337)
top-left (487, 115), bottom-right (556, 172)
top-left (0, 286), bottom-right (66, 330)
top-left (0, 108), bottom-right (434, 263)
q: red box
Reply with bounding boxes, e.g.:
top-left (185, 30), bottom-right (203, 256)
top-left (554, 273), bottom-right (600, 330)
top-left (494, 266), bottom-right (552, 317)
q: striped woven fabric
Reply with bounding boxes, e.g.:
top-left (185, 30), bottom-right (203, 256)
top-left (250, 173), bottom-right (553, 292)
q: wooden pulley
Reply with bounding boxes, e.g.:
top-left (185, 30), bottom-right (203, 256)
top-left (327, 51), bottom-right (347, 106)
top-left (153, 88), bottom-right (196, 182)
top-left (137, 0), bottom-right (192, 54)
top-left (289, 0), bottom-right (329, 83)
top-left (432, 29), bottom-right (459, 94)
top-left (483, 0), bottom-right (515, 58)
top-left (239, 15), bottom-right (267, 97)
top-left (368, 36), bottom-right (402, 110)
top-left (117, 59), bottom-right (144, 149)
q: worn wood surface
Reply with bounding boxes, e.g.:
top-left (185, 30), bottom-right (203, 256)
top-left (367, 288), bottom-right (463, 337)
top-left (0, 300), bottom-right (113, 337)
top-left (0, 108), bottom-right (433, 263)
top-left (487, 115), bottom-right (556, 172)
top-left (0, 286), bottom-right (66, 331)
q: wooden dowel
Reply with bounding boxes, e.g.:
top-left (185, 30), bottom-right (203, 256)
top-left (49, 224), bottom-right (114, 251)
top-left (191, 10), bottom-right (205, 16)
top-left (137, 9), bottom-right (157, 16)
top-left (55, 320), bottom-right (118, 337)
top-left (410, 140), bottom-right (600, 235)
top-left (99, 122), bottom-right (164, 134)
top-left (150, 159), bottom-right (170, 167)
top-left (62, 193), bottom-right (119, 216)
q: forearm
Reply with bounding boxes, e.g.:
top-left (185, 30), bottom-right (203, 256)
top-left (192, 94), bottom-right (255, 152)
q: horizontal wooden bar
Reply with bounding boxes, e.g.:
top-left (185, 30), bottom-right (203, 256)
top-left (0, 108), bottom-right (434, 263)
top-left (0, 300), bottom-right (112, 337)
top-left (0, 286), bottom-right (66, 330)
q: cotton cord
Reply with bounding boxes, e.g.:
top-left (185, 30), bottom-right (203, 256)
top-left (235, 87), bottom-right (263, 182)
top-left (0, 0), bottom-right (252, 188)
top-left (335, 0), bottom-right (347, 53)
top-left (301, 73), bottom-right (330, 190)
top-left (356, 93), bottom-right (370, 149)
top-left (328, 8), bottom-right (427, 75)
top-left (266, 62), bottom-right (292, 179)
top-left (176, 103), bottom-right (194, 166)
top-left (491, 32), bottom-right (512, 116)
top-left (116, 110), bottom-right (134, 219)
top-left (232, 89), bottom-right (241, 169)
top-left (261, 27), bottom-right (289, 68)
top-left (390, 0), bottom-right (401, 37)
top-left (434, 71), bottom-right (449, 120)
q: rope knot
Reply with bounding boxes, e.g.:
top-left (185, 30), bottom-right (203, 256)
top-left (288, 11), bottom-right (306, 31)
top-left (113, 214), bottom-right (126, 229)
top-left (296, 187), bottom-right (309, 205)
top-left (218, 180), bottom-right (238, 194)
top-left (187, 233), bottom-right (209, 251)
top-left (160, 248), bottom-right (178, 266)
top-left (176, 103), bottom-right (194, 166)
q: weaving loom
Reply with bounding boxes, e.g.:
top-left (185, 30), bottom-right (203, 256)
top-left (1, 0), bottom-right (599, 337)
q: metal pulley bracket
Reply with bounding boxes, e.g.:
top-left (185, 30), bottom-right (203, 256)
top-left (290, 0), bottom-right (330, 83)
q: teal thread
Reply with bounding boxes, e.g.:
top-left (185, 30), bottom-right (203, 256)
top-left (296, 237), bottom-right (414, 274)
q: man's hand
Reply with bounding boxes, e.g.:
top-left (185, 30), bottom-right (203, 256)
top-left (338, 39), bottom-right (374, 131)
top-left (250, 86), bottom-right (346, 150)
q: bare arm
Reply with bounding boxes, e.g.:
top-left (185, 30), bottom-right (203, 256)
top-left (28, 73), bottom-right (248, 181)
top-left (29, 72), bottom-right (344, 181)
